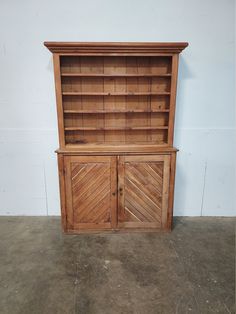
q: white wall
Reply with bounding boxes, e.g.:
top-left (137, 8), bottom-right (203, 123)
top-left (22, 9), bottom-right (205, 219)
top-left (0, 0), bottom-right (235, 216)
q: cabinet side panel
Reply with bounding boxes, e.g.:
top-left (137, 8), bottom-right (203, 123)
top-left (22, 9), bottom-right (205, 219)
top-left (161, 155), bottom-right (171, 228)
top-left (57, 154), bottom-right (67, 232)
top-left (64, 156), bottom-right (74, 229)
top-left (167, 152), bottom-right (177, 229)
top-left (168, 54), bottom-right (179, 145)
top-left (53, 54), bottom-right (65, 148)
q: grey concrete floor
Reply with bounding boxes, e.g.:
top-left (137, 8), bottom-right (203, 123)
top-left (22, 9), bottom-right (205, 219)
top-left (0, 217), bottom-right (235, 314)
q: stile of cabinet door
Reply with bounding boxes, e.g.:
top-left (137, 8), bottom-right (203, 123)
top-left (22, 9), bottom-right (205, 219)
top-left (64, 156), bottom-right (117, 231)
top-left (118, 155), bottom-right (170, 229)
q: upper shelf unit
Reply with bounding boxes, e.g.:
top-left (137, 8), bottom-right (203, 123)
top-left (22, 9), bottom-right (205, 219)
top-left (44, 42), bottom-right (188, 148)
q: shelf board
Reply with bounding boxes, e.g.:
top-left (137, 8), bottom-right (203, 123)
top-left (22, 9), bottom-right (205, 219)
top-left (56, 144), bottom-right (178, 154)
top-left (62, 92), bottom-right (170, 96)
top-left (61, 73), bottom-right (171, 77)
top-left (65, 126), bottom-right (169, 131)
top-left (64, 109), bottom-right (170, 114)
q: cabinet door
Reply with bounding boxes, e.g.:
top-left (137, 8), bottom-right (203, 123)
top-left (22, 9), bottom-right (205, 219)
top-left (64, 156), bottom-right (117, 231)
top-left (118, 155), bottom-right (170, 229)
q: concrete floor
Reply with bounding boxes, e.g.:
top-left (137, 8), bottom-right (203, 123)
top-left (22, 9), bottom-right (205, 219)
top-left (0, 217), bottom-right (234, 314)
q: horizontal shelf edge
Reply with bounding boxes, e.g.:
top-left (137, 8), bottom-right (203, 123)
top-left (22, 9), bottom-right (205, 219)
top-left (62, 92), bottom-right (171, 96)
top-left (55, 145), bottom-right (179, 154)
top-left (64, 126), bottom-right (169, 131)
top-left (63, 110), bottom-right (170, 114)
top-left (61, 73), bottom-right (172, 77)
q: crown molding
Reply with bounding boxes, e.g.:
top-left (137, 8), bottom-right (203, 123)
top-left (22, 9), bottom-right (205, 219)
top-left (44, 42), bottom-right (188, 54)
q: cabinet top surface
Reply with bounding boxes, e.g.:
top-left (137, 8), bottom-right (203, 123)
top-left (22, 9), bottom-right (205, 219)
top-left (44, 41), bottom-right (188, 54)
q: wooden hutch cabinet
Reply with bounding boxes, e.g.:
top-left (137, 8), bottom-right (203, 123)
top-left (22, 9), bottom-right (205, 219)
top-left (44, 42), bottom-right (188, 233)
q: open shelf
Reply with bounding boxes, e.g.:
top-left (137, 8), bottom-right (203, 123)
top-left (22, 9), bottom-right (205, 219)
top-left (59, 54), bottom-right (172, 146)
top-left (60, 55), bottom-right (172, 75)
top-left (64, 109), bottom-right (170, 114)
top-left (65, 126), bottom-right (169, 131)
top-left (62, 92), bottom-right (171, 96)
top-left (61, 73), bottom-right (172, 77)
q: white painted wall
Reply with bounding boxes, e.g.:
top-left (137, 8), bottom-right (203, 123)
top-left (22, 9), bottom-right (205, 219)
top-left (0, 0), bottom-right (235, 216)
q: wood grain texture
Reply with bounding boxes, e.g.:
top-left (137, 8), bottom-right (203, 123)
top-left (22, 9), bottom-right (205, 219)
top-left (44, 42), bottom-right (188, 54)
top-left (48, 50), bottom-right (188, 147)
top-left (167, 152), bottom-right (177, 229)
top-left (45, 42), bottom-right (187, 233)
top-left (63, 156), bottom-right (116, 231)
top-left (56, 146), bottom-right (178, 154)
top-left (57, 154), bottom-right (67, 232)
top-left (168, 54), bottom-right (179, 145)
top-left (53, 54), bottom-right (65, 148)
top-left (118, 155), bottom-right (170, 229)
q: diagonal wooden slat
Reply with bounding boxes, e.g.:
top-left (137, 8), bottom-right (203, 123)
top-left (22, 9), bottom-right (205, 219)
top-left (74, 180), bottom-right (110, 220)
top-left (121, 160), bottom-right (166, 225)
top-left (125, 183), bottom-right (161, 222)
top-left (73, 166), bottom-right (110, 200)
top-left (136, 163), bottom-right (163, 194)
top-left (91, 193), bottom-right (111, 223)
top-left (73, 166), bottom-right (110, 204)
top-left (79, 191), bottom-right (110, 223)
top-left (72, 164), bottom-right (104, 194)
top-left (125, 205), bottom-right (142, 222)
top-left (148, 163), bottom-right (163, 178)
top-left (125, 198), bottom-right (152, 222)
top-left (69, 160), bottom-right (113, 226)
top-left (125, 166), bottom-right (162, 205)
top-left (71, 164), bottom-right (86, 180)
top-left (126, 173), bottom-right (162, 214)
top-left (71, 163), bottom-right (98, 188)
top-left (145, 163), bottom-right (163, 183)
top-left (74, 179), bottom-right (110, 220)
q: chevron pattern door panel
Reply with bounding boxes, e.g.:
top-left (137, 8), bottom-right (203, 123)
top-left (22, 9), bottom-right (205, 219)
top-left (118, 155), bottom-right (170, 229)
top-left (64, 156), bottom-right (117, 231)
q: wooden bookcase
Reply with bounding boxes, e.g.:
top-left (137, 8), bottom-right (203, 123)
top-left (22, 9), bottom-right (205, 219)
top-left (44, 42), bottom-right (188, 233)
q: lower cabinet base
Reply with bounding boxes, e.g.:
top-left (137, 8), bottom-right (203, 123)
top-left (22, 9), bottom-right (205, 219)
top-left (57, 152), bottom-right (177, 234)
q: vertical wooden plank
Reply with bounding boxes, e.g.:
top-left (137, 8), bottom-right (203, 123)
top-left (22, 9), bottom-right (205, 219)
top-left (161, 155), bottom-right (171, 229)
top-left (81, 57), bottom-right (104, 143)
top-left (168, 54), bottom-right (179, 145)
top-left (104, 57), bottom-right (126, 143)
top-left (64, 156), bottom-right (74, 230)
top-left (62, 61), bottom-right (82, 144)
top-left (57, 154), bottom-right (67, 232)
top-left (167, 152), bottom-right (177, 230)
top-left (117, 156), bottom-right (125, 225)
top-left (53, 53), bottom-right (65, 148)
top-left (110, 156), bottom-right (118, 229)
